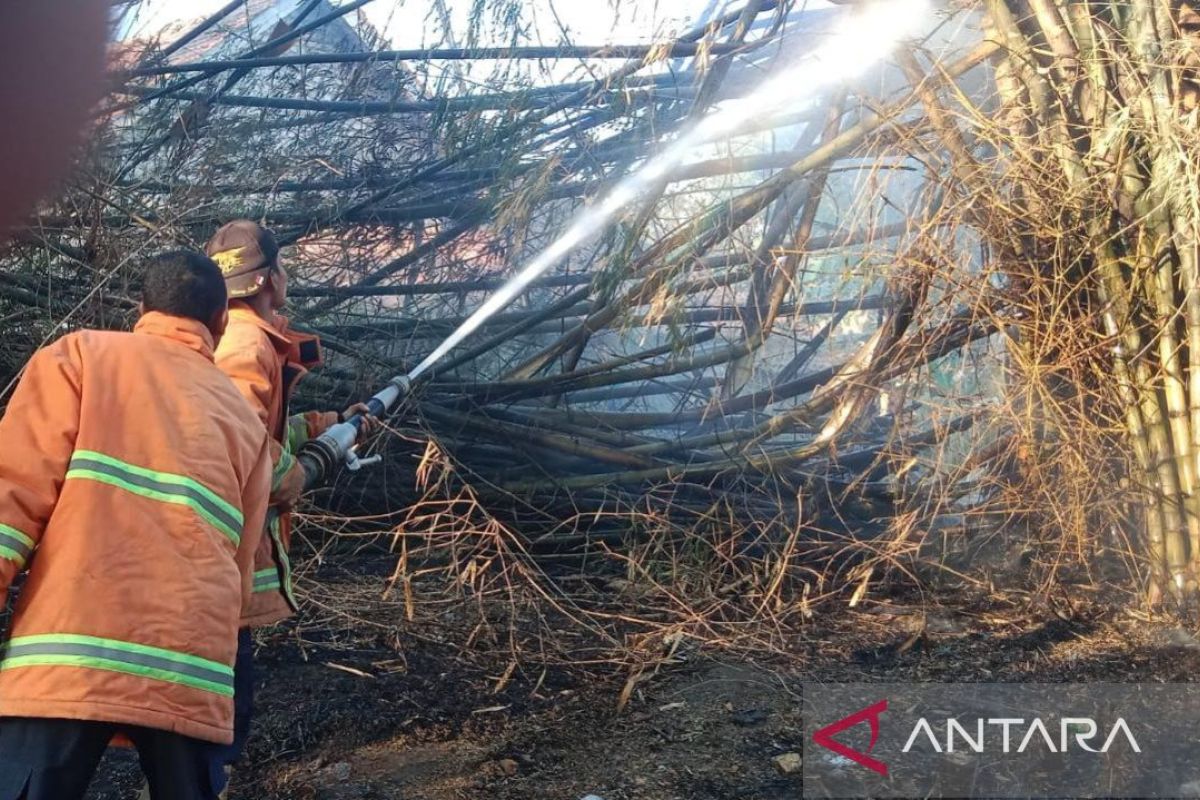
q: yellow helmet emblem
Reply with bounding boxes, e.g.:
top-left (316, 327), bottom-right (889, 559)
top-left (211, 247), bottom-right (247, 275)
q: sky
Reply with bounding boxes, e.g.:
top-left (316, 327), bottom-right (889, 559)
top-left (120, 0), bottom-right (725, 49)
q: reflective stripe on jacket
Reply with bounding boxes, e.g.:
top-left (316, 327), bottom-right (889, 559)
top-left (0, 313), bottom-right (273, 744)
top-left (215, 305), bottom-right (335, 627)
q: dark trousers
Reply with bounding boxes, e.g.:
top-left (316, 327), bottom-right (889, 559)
top-left (0, 717), bottom-right (216, 800)
top-left (206, 627), bottom-right (255, 795)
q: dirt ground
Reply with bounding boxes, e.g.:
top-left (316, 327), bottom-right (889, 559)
top-left (86, 557), bottom-right (1200, 800)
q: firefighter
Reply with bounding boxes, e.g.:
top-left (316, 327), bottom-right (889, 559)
top-left (0, 251), bottom-right (273, 799)
top-left (202, 220), bottom-right (377, 796)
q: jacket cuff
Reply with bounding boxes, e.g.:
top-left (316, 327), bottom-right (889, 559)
top-left (270, 448), bottom-right (298, 493)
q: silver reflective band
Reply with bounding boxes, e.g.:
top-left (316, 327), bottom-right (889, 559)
top-left (0, 524), bottom-right (34, 566)
top-left (253, 568), bottom-right (281, 592)
top-left (0, 634), bottom-right (234, 696)
top-left (66, 452), bottom-right (242, 545)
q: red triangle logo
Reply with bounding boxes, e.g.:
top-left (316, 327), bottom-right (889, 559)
top-left (812, 699), bottom-right (889, 776)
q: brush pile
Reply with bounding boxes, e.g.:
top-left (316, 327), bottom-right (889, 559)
top-left (9, 0), bottom-right (1196, 652)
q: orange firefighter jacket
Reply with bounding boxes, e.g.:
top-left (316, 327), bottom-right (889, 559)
top-left (215, 305), bottom-right (337, 627)
top-left (0, 312), bottom-right (273, 744)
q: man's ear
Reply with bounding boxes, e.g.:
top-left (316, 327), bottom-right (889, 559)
top-left (268, 267), bottom-right (285, 303)
top-left (209, 307), bottom-right (229, 344)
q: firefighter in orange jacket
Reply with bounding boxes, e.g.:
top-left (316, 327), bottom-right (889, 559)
top-left (0, 251), bottom-right (273, 799)
top-left (203, 220), bottom-right (376, 793)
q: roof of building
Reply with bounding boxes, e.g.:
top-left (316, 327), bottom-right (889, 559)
top-left (164, 0), bottom-right (364, 63)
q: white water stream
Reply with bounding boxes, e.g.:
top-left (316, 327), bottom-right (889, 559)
top-left (407, 0), bottom-right (932, 382)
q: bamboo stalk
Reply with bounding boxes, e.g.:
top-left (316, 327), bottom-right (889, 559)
top-left (146, 0), bottom-right (247, 64)
top-left (494, 314), bottom-right (995, 436)
top-left (723, 92), bottom-right (846, 397)
top-left (421, 404), bottom-right (664, 469)
top-left (1094, 237), bottom-right (1171, 590)
top-left (121, 42), bottom-right (753, 78)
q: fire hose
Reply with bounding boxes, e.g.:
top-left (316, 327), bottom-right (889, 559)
top-left (296, 373), bottom-right (413, 489)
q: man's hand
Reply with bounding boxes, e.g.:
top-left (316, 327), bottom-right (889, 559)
top-left (342, 402), bottom-right (381, 437)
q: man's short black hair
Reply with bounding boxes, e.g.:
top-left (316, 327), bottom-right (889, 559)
top-left (141, 250), bottom-right (228, 323)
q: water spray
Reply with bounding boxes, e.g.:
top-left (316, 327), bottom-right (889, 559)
top-left (297, 0), bottom-right (932, 489)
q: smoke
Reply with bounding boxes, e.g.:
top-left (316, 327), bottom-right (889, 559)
top-left (408, 0), bottom-right (933, 381)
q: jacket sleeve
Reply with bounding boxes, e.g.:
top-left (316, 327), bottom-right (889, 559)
top-left (215, 344), bottom-right (272, 429)
top-left (216, 344), bottom-right (296, 500)
top-left (236, 433), bottom-right (273, 616)
top-left (0, 339), bottom-right (82, 596)
top-left (286, 411), bottom-right (339, 453)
